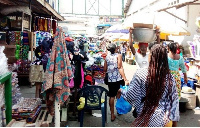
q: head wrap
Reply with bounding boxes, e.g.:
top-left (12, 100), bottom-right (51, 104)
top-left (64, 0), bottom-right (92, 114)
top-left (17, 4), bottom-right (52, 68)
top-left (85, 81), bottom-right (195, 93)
top-left (137, 42), bottom-right (148, 53)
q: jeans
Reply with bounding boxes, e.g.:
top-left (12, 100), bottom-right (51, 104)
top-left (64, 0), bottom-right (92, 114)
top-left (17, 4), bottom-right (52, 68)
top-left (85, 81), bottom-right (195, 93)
top-left (122, 53), bottom-right (125, 62)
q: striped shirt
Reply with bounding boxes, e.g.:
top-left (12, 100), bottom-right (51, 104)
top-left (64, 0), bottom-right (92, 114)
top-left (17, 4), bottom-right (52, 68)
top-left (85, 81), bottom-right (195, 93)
top-left (121, 68), bottom-right (180, 127)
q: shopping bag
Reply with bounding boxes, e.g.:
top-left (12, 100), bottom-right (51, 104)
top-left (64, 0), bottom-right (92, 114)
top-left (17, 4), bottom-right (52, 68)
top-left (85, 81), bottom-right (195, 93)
top-left (115, 85), bottom-right (132, 114)
top-left (29, 65), bottom-right (44, 82)
top-left (104, 73), bottom-right (108, 85)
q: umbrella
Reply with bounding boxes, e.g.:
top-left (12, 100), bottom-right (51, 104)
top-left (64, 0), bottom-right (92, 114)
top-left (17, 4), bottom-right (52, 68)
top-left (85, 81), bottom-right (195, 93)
top-left (105, 24), bottom-right (129, 34)
top-left (119, 34), bottom-right (129, 41)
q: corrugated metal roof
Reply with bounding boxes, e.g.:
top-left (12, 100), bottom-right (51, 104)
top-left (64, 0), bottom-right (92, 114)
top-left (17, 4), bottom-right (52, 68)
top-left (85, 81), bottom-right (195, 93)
top-left (124, 0), bottom-right (132, 13)
top-left (0, 0), bottom-right (64, 21)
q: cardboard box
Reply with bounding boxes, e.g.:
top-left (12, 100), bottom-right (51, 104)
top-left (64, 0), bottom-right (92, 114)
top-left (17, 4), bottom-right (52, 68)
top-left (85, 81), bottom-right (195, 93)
top-left (133, 23), bottom-right (154, 29)
top-left (11, 20), bottom-right (22, 28)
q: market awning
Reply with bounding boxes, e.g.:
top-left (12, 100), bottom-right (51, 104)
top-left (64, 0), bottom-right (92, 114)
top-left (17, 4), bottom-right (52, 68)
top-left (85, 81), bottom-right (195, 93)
top-left (0, 0), bottom-right (64, 21)
top-left (159, 24), bottom-right (191, 40)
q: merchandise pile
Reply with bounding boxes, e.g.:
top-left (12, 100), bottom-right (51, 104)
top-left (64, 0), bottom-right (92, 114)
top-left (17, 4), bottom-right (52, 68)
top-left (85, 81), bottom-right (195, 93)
top-left (12, 98), bottom-right (41, 123)
top-left (11, 72), bottom-right (21, 105)
top-left (85, 50), bottom-right (106, 80)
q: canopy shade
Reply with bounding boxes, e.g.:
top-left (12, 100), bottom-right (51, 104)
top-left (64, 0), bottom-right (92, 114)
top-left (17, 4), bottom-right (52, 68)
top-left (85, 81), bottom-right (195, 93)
top-left (159, 24), bottom-right (190, 40)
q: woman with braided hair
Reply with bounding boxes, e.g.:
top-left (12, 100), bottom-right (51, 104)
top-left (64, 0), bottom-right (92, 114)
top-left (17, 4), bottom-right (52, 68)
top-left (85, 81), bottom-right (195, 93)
top-left (117, 44), bottom-right (179, 127)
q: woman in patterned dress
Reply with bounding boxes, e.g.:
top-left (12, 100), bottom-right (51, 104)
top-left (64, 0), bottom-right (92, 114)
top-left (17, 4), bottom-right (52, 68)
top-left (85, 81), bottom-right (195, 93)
top-left (117, 44), bottom-right (180, 127)
top-left (104, 43), bottom-right (129, 121)
top-left (168, 42), bottom-right (188, 99)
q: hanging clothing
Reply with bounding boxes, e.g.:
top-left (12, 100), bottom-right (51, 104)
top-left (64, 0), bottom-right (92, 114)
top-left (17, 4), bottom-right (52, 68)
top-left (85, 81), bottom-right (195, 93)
top-left (52, 20), bottom-right (57, 34)
top-left (44, 19), bottom-right (48, 31)
top-left (42, 26), bottom-right (73, 115)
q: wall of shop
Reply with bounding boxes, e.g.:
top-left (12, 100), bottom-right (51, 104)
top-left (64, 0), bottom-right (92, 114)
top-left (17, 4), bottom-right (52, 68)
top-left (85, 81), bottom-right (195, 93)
top-left (182, 5), bottom-right (200, 51)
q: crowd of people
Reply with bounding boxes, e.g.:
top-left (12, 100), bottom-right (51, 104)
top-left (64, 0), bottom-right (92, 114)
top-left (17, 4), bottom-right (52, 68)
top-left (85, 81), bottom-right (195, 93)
top-left (65, 28), bottom-right (186, 127)
top-left (103, 28), bottom-right (187, 127)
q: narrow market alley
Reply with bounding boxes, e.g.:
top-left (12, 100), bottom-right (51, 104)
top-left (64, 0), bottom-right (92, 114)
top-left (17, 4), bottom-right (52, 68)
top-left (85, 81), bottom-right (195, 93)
top-left (20, 63), bottom-right (200, 127)
top-left (1, 0), bottom-right (200, 127)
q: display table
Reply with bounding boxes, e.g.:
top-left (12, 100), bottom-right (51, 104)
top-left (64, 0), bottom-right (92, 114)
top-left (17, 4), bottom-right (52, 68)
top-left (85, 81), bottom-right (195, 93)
top-left (0, 72), bottom-right (12, 124)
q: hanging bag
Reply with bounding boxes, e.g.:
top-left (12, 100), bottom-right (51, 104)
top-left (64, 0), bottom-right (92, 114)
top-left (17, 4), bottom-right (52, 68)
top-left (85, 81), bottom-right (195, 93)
top-left (116, 85), bottom-right (132, 114)
top-left (104, 73), bottom-right (108, 85)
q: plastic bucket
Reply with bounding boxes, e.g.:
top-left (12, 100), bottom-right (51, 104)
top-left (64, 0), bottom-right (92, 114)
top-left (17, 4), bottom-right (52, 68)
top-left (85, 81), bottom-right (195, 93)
top-left (181, 92), bottom-right (196, 109)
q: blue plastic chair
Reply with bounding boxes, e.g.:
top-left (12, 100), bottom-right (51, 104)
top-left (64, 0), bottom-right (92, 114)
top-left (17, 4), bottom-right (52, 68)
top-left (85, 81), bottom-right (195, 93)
top-left (78, 85), bottom-right (108, 127)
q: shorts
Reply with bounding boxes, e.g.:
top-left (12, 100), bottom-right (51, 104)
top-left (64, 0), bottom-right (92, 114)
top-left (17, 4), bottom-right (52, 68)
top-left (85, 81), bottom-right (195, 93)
top-left (107, 79), bottom-right (125, 97)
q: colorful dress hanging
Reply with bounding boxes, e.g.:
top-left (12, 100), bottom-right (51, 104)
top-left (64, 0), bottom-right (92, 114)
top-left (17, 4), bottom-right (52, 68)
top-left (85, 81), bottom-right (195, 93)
top-left (42, 26), bottom-right (73, 115)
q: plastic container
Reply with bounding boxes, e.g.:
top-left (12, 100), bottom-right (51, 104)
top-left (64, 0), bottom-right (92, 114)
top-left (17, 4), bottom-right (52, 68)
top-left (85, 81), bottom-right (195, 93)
top-left (181, 78), bottom-right (197, 90)
top-left (195, 83), bottom-right (200, 107)
top-left (181, 91), bottom-right (196, 109)
top-left (179, 97), bottom-right (188, 112)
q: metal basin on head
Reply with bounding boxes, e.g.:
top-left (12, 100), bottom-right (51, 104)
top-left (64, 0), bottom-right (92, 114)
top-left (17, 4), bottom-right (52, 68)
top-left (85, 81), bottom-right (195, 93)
top-left (132, 28), bottom-right (156, 43)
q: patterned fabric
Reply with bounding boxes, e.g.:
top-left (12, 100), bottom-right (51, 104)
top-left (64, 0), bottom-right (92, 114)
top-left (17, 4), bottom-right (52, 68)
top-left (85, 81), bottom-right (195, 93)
top-left (15, 31), bottom-right (21, 45)
top-left (22, 32), bottom-right (29, 45)
top-left (170, 70), bottom-right (181, 100)
top-left (22, 45), bottom-right (29, 60)
top-left (168, 56), bottom-right (186, 73)
top-left (9, 31), bottom-right (15, 43)
top-left (121, 68), bottom-right (180, 127)
top-left (106, 53), bottom-right (122, 82)
top-left (35, 31), bottom-right (52, 47)
top-left (168, 56), bottom-right (186, 100)
top-left (42, 26), bottom-right (73, 115)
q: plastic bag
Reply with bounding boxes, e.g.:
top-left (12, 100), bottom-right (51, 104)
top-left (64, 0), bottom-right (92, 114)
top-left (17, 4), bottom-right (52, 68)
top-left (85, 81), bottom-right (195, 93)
top-left (116, 85), bottom-right (132, 114)
top-left (0, 46), bottom-right (8, 75)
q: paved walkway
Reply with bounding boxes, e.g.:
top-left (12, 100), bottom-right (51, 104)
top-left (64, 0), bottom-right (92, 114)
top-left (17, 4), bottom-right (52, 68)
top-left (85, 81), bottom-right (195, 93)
top-left (20, 63), bottom-right (200, 127)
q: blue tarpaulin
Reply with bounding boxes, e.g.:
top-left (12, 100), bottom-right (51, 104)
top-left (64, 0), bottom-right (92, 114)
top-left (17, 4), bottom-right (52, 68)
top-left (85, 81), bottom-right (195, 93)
top-left (97, 24), bottom-right (111, 27)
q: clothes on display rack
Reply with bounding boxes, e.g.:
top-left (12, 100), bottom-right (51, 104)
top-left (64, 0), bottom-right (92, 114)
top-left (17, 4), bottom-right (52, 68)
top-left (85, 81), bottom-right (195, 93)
top-left (41, 26), bottom-right (73, 115)
top-left (33, 16), bottom-right (57, 34)
top-left (36, 31), bottom-right (52, 47)
top-left (33, 17), bottom-right (51, 32)
top-left (34, 37), bottom-right (53, 71)
top-left (52, 20), bottom-right (57, 34)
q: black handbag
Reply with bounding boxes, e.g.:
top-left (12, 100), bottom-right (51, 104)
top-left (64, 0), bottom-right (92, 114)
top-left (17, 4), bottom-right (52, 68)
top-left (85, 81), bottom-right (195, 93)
top-left (104, 73), bottom-right (108, 85)
top-left (132, 108), bottom-right (138, 118)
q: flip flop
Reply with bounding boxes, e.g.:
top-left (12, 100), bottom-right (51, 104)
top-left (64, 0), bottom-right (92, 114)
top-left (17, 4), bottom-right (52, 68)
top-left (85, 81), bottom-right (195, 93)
top-left (111, 116), bottom-right (116, 122)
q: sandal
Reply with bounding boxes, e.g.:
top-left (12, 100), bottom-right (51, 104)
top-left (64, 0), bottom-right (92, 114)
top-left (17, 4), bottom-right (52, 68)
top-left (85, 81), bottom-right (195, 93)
top-left (111, 115), bottom-right (116, 122)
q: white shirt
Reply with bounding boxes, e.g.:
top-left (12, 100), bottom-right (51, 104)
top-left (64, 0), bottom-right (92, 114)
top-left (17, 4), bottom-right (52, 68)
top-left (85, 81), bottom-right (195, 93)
top-left (134, 52), bottom-right (149, 68)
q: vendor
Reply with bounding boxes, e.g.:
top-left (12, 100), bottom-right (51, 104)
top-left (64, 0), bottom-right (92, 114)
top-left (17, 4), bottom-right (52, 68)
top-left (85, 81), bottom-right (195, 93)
top-left (129, 27), bottom-right (160, 68)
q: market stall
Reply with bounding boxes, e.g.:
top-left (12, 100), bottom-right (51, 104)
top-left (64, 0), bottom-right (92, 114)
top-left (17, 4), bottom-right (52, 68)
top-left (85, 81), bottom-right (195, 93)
top-left (0, 0), bottom-right (66, 126)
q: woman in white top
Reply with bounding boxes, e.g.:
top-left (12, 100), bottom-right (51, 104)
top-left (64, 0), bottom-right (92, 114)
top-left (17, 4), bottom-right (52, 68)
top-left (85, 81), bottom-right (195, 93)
top-left (129, 27), bottom-right (160, 68)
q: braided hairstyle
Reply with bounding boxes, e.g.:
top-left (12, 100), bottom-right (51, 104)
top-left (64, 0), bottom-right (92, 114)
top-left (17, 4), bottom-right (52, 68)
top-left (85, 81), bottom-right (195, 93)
top-left (132, 44), bottom-right (173, 127)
